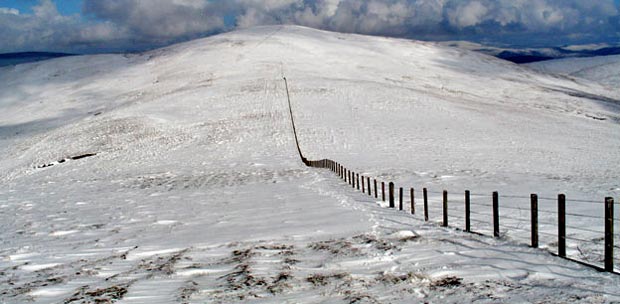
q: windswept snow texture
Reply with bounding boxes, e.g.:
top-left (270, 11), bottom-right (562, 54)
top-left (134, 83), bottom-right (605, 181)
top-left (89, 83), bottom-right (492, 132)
top-left (528, 54), bottom-right (620, 88)
top-left (1, 26), bottom-right (620, 303)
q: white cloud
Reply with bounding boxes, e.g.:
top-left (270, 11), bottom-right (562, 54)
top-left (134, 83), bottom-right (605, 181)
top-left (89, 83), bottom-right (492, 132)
top-left (0, 7), bottom-right (19, 15)
top-left (447, 1), bottom-right (489, 28)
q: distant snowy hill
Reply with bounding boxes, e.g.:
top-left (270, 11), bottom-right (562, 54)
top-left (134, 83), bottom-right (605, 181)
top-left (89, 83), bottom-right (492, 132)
top-left (527, 54), bottom-right (620, 87)
top-left (0, 52), bottom-right (75, 67)
top-left (1, 26), bottom-right (619, 303)
top-left (441, 41), bottom-right (620, 63)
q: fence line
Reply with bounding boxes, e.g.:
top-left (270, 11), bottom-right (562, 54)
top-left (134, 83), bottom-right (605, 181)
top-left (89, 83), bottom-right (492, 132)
top-left (282, 77), bottom-right (618, 275)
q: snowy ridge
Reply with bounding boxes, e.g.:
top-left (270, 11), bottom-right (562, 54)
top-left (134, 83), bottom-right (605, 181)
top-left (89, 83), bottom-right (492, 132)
top-left (1, 25), bottom-right (620, 303)
top-left (527, 54), bottom-right (620, 88)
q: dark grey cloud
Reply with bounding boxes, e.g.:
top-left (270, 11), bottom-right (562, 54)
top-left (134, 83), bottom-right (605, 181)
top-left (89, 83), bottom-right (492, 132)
top-left (0, 0), bottom-right (618, 53)
top-left (82, 0), bottom-right (225, 40)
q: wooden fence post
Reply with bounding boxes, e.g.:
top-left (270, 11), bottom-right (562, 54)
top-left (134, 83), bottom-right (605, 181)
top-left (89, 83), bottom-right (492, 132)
top-left (389, 182), bottom-right (395, 208)
top-left (410, 188), bottom-right (415, 215)
top-left (361, 176), bottom-right (365, 193)
top-left (465, 190), bottom-right (471, 232)
top-left (423, 188), bottom-right (429, 221)
top-left (382, 182), bottom-right (386, 202)
top-left (558, 194), bottom-right (566, 257)
top-left (399, 187), bottom-right (403, 211)
top-left (367, 177), bottom-right (371, 196)
top-left (493, 192), bottom-right (500, 238)
top-left (605, 197), bottom-right (614, 272)
top-left (531, 194), bottom-right (538, 248)
top-left (356, 173), bottom-right (360, 190)
top-left (374, 179), bottom-right (378, 199)
top-left (443, 190), bottom-right (448, 227)
top-left (352, 172), bottom-right (356, 189)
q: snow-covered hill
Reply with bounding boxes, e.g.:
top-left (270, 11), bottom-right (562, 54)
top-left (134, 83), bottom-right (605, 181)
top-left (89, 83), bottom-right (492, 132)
top-left (1, 26), bottom-right (619, 303)
top-left (528, 54), bottom-right (620, 88)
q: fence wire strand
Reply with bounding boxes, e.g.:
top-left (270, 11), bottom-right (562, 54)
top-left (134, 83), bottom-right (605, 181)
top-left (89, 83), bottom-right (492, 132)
top-left (566, 225), bottom-right (604, 235)
top-left (566, 235), bottom-right (600, 244)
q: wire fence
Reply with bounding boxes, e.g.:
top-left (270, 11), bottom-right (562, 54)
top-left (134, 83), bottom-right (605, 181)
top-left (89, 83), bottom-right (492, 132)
top-left (283, 77), bottom-right (618, 275)
top-left (310, 159), bottom-right (617, 275)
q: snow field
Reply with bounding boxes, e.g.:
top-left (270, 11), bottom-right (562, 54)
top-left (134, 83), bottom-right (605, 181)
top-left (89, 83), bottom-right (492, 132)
top-left (1, 25), bottom-right (620, 303)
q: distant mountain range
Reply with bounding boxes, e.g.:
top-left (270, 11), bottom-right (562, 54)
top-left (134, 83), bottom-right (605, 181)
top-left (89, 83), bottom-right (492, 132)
top-left (440, 41), bottom-right (620, 64)
top-left (0, 52), bottom-right (76, 67)
top-left (495, 46), bottom-right (620, 64)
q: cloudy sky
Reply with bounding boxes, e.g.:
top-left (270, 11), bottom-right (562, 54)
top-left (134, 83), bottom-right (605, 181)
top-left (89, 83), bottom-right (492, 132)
top-left (0, 0), bottom-right (619, 54)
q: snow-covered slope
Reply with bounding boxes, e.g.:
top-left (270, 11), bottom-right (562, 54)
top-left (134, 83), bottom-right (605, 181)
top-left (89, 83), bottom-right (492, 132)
top-left (1, 26), bottom-right (619, 303)
top-left (528, 54), bottom-right (620, 87)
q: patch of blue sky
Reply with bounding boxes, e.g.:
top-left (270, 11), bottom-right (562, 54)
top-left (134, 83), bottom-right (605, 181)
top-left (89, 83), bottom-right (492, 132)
top-left (0, 0), bottom-right (82, 15)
